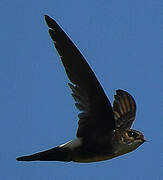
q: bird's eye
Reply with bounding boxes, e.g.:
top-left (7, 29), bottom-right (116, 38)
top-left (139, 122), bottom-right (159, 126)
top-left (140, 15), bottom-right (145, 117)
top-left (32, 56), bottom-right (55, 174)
top-left (128, 131), bottom-right (138, 138)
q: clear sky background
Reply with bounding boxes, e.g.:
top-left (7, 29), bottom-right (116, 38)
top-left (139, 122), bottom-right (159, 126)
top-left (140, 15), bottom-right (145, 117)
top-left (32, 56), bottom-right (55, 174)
top-left (1, 0), bottom-right (163, 179)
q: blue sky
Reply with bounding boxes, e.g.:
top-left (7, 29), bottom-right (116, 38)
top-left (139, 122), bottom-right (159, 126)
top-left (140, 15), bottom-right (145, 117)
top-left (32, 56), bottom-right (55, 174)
top-left (1, 0), bottom-right (163, 179)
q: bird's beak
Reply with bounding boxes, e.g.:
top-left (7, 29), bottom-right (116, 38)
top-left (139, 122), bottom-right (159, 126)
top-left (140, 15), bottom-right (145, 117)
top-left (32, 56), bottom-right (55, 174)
top-left (143, 138), bottom-right (147, 142)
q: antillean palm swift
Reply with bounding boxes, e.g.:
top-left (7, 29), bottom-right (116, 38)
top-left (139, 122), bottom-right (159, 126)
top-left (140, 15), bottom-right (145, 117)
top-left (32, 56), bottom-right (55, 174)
top-left (16, 15), bottom-right (146, 163)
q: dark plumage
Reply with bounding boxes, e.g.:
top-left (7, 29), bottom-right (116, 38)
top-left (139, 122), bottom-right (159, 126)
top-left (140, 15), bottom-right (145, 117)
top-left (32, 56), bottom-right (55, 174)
top-left (16, 15), bottom-right (145, 163)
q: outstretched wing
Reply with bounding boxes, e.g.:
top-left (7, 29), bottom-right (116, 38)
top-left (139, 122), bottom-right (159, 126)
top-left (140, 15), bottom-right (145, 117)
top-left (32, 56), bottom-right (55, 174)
top-left (113, 89), bottom-right (136, 129)
top-left (45, 15), bottom-right (115, 138)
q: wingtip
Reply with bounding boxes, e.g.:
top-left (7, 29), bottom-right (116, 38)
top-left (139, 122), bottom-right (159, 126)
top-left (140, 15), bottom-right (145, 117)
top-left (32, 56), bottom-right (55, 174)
top-left (44, 14), bottom-right (51, 26)
top-left (44, 15), bottom-right (50, 22)
top-left (16, 157), bottom-right (22, 161)
top-left (16, 155), bottom-right (34, 161)
top-left (16, 157), bottom-right (24, 161)
top-left (16, 156), bottom-right (24, 161)
top-left (116, 89), bottom-right (125, 94)
top-left (44, 15), bottom-right (58, 30)
top-left (115, 89), bottom-right (133, 97)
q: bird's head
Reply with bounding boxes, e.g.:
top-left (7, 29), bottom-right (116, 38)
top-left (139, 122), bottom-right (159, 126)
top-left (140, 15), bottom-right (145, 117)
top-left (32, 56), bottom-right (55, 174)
top-left (113, 129), bottom-right (146, 157)
top-left (120, 129), bottom-right (146, 152)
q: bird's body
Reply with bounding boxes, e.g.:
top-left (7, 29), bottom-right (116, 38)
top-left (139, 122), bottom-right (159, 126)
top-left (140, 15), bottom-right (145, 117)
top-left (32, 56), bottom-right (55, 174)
top-left (17, 128), bottom-right (144, 163)
top-left (16, 15), bottom-right (146, 163)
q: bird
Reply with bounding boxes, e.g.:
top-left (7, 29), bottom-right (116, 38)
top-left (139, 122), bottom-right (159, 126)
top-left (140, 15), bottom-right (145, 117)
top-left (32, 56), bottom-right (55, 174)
top-left (16, 15), bottom-right (146, 163)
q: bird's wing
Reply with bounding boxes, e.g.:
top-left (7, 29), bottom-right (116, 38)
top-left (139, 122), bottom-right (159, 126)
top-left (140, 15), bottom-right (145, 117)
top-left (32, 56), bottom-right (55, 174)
top-left (45, 15), bottom-right (115, 138)
top-left (113, 89), bottom-right (136, 129)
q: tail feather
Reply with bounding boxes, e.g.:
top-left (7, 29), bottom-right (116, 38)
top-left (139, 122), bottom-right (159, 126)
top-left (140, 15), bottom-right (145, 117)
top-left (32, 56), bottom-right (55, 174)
top-left (16, 146), bottom-right (71, 162)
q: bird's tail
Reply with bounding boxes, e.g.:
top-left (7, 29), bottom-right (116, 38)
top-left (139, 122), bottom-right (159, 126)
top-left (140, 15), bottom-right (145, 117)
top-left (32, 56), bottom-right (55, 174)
top-left (16, 146), bottom-right (71, 162)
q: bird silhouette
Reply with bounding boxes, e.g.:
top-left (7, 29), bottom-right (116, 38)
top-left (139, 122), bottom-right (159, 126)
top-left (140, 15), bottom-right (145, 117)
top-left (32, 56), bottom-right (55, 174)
top-left (16, 15), bottom-right (145, 163)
